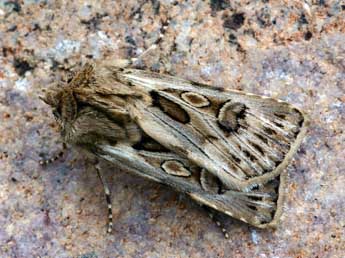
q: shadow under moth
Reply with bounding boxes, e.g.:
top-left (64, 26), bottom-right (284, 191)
top-left (41, 59), bottom-right (308, 236)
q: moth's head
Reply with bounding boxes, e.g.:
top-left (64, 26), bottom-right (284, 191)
top-left (40, 83), bottom-right (77, 129)
top-left (40, 83), bottom-right (63, 119)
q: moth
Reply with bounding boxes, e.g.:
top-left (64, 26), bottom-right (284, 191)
top-left (41, 59), bottom-right (308, 235)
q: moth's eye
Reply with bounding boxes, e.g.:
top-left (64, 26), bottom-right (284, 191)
top-left (52, 106), bottom-right (61, 118)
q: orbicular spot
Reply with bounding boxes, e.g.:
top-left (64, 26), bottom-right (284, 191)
top-left (218, 101), bottom-right (247, 132)
top-left (181, 92), bottom-right (210, 108)
top-left (200, 169), bottom-right (220, 194)
top-left (151, 91), bottom-right (190, 123)
top-left (161, 160), bottom-right (191, 177)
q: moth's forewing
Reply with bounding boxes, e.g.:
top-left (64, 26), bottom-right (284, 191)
top-left (95, 143), bottom-right (287, 228)
top-left (113, 68), bottom-right (308, 191)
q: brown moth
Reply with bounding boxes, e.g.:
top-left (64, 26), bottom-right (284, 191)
top-left (41, 59), bottom-right (308, 234)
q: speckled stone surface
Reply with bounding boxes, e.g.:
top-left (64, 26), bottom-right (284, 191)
top-left (0, 1), bottom-right (344, 257)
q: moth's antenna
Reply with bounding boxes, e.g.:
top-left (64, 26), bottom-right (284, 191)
top-left (131, 44), bottom-right (158, 65)
top-left (131, 18), bottom-right (170, 66)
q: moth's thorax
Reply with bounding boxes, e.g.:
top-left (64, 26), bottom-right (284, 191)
top-left (42, 66), bottom-right (143, 147)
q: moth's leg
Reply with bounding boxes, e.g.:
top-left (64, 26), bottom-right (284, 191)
top-left (95, 163), bottom-right (113, 234)
top-left (204, 206), bottom-right (229, 239)
top-left (39, 143), bottom-right (66, 166)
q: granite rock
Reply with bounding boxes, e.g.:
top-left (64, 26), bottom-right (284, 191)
top-left (0, 1), bottom-right (344, 257)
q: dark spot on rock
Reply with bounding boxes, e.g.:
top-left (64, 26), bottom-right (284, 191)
top-left (342, 5), bottom-right (345, 10)
top-left (32, 23), bottom-right (41, 31)
top-left (299, 13), bottom-right (308, 25)
top-left (7, 25), bottom-right (17, 32)
top-left (13, 58), bottom-right (34, 76)
top-left (130, 4), bottom-right (143, 21)
top-left (2, 47), bottom-right (15, 57)
top-left (126, 46), bottom-right (137, 58)
top-left (223, 13), bottom-right (245, 30)
top-left (257, 7), bottom-right (271, 27)
top-left (78, 252), bottom-right (98, 258)
top-left (125, 35), bottom-right (136, 46)
top-left (228, 33), bottom-right (237, 45)
top-left (6, 89), bottom-right (27, 107)
top-left (210, 0), bottom-right (230, 16)
top-left (151, 0), bottom-right (160, 15)
top-left (304, 31), bottom-right (313, 40)
top-left (80, 13), bottom-right (108, 31)
top-left (4, 1), bottom-right (21, 13)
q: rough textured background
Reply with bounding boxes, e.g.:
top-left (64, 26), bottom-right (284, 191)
top-left (0, 1), bottom-right (344, 257)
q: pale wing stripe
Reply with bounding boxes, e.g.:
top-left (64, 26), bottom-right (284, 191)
top-left (190, 123), bottom-right (248, 179)
top-left (232, 131), bottom-right (274, 172)
top-left (227, 132), bottom-right (266, 176)
top-left (245, 112), bottom-right (292, 145)
top-left (271, 115), bottom-right (299, 131)
top-left (246, 111), bottom-right (292, 138)
top-left (236, 127), bottom-right (280, 169)
top-left (205, 119), bottom-right (264, 178)
top-left (242, 126), bottom-right (287, 162)
top-left (243, 121), bottom-right (290, 150)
